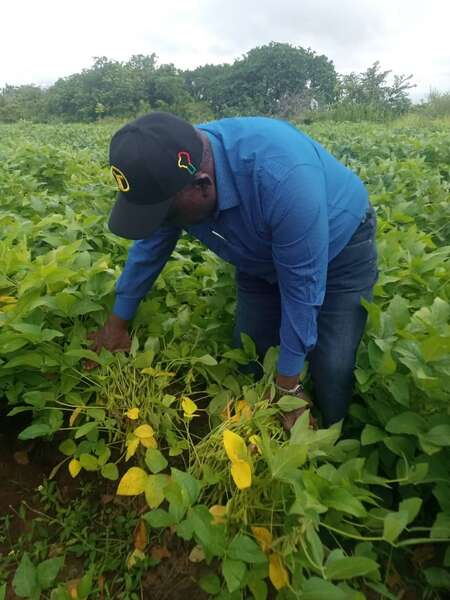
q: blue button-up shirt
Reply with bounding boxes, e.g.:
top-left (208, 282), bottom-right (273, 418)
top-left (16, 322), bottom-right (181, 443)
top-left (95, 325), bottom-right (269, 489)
top-left (113, 117), bottom-right (369, 376)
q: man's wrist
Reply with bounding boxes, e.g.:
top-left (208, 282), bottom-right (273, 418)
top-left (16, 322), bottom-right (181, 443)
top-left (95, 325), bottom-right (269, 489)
top-left (276, 373), bottom-right (300, 390)
top-left (109, 313), bottom-right (129, 330)
top-left (276, 382), bottom-right (304, 395)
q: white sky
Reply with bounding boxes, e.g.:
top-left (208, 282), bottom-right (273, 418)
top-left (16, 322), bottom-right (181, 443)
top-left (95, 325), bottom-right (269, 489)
top-left (1, 0), bottom-right (449, 102)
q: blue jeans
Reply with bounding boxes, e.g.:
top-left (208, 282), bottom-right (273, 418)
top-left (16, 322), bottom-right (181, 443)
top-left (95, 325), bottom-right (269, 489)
top-left (233, 205), bottom-right (378, 426)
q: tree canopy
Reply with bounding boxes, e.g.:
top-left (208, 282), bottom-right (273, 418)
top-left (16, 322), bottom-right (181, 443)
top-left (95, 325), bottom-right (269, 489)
top-left (0, 43), bottom-right (415, 123)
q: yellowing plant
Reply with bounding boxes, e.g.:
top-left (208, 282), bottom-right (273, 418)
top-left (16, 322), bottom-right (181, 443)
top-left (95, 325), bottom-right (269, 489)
top-left (223, 429), bottom-right (252, 490)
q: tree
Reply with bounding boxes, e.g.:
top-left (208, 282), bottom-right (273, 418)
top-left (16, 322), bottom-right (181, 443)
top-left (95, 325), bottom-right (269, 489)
top-left (0, 85), bottom-right (47, 122)
top-left (184, 42), bottom-right (337, 117)
top-left (336, 61), bottom-right (415, 116)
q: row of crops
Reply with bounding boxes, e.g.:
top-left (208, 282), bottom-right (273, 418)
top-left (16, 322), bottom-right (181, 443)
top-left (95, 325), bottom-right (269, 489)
top-left (0, 119), bottom-right (449, 599)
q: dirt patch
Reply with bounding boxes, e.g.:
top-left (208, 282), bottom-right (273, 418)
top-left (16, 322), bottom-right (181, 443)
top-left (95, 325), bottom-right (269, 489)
top-left (140, 539), bottom-right (209, 600)
top-left (0, 413), bottom-right (211, 599)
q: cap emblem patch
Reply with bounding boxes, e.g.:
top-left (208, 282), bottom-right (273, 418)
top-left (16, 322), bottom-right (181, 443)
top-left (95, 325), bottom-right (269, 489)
top-left (177, 151), bottom-right (197, 175)
top-left (111, 166), bottom-right (130, 192)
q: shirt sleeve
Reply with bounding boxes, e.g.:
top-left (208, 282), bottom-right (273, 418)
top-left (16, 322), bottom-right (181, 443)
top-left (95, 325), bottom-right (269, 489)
top-left (268, 164), bottom-right (329, 376)
top-left (113, 225), bottom-right (182, 320)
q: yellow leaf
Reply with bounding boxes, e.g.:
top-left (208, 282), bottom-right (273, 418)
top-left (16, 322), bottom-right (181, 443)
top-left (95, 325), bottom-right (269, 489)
top-left (181, 396), bottom-right (198, 417)
top-left (140, 435), bottom-right (157, 449)
top-left (127, 548), bottom-right (146, 569)
top-left (126, 407), bottom-right (140, 420)
top-left (141, 367), bottom-right (175, 377)
top-left (251, 526), bottom-right (273, 553)
top-left (66, 578), bottom-right (80, 599)
top-left (269, 553), bottom-right (289, 590)
top-left (223, 429), bottom-right (248, 463)
top-left (209, 505), bottom-right (227, 524)
top-left (0, 295), bottom-right (17, 304)
top-left (249, 434), bottom-right (262, 454)
top-left (125, 435), bottom-right (140, 461)
top-left (189, 545), bottom-right (205, 563)
top-left (134, 424), bottom-right (155, 439)
top-left (231, 460), bottom-right (252, 490)
top-left (117, 467), bottom-right (148, 496)
top-left (69, 406), bottom-right (82, 427)
top-left (68, 458), bottom-right (81, 478)
top-left (236, 400), bottom-right (252, 421)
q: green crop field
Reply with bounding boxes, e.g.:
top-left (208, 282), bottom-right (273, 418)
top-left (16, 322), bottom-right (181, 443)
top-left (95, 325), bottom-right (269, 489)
top-left (0, 119), bottom-right (450, 599)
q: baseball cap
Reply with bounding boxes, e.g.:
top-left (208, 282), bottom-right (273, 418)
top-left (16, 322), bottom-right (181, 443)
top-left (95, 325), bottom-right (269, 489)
top-left (108, 112), bottom-right (203, 240)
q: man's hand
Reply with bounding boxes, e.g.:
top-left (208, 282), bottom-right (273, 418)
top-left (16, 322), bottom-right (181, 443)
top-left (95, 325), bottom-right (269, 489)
top-left (85, 314), bottom-right (131, 370)
top-left (275, 374), bottom-right (317, 431)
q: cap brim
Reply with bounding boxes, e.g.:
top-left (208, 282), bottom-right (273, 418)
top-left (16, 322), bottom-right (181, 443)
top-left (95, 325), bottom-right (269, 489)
top-left (108, 193), bottom-right (174, 240)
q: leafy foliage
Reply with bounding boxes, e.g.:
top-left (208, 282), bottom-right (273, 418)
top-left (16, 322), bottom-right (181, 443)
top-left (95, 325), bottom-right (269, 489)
top-left (1, 119), bottom-right (449, 598)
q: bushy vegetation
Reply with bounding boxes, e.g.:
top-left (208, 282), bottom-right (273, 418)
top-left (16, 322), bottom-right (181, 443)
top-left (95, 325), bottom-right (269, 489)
top-left (0, 43), bottom-right (422, 124)
top-left (0, 119), bottom-right (449, 598)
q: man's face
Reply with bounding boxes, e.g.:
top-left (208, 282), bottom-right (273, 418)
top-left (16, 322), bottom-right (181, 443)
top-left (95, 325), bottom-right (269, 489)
top-left (164, 174), bottom-right (217, 227)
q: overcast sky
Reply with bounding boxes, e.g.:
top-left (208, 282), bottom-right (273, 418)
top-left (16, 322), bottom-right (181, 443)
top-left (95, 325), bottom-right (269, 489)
top-left (2, 0), bottom-right (449, 101)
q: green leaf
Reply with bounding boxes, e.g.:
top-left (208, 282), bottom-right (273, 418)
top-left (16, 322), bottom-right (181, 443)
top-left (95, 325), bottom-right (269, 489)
top-left (74, 421), bottom-right (97, 439)
top-left (361, 424), bottom-right (385, 445)
top-left (228, 535), bottom-right (267, 564)
top-left (301, 577), bottom-right (348, 600)
top-left (306, 524), bottom-right (324, 567)
top-left (143, 508), bottom-right (176, 528)
top-left (223, 349), bottom-right (249, 364)
top-left (188, 505), bottom-right (226, 557)
top-left (37, 556), bottom-right (64, 590)
top-left (195, 354), bottom-right (218, 366)
top-left (101, 463), bottom-right (119, 481)
top-left (79, 453), bottom-right (98, 471)
top-left (431, 513), bottom-right (450, 539)
top-left (133, 350), bottom-right (155, 368)
top-left (387, 295), bottom-right (410, 330)
top-left (368, 341), bottom-right (396, 375)
top-left (222, 559), bottom-right (246, 593)
top-left (145, 448), bottom-right (168, 474)
top-left (12, 553), bottom-right (39, 598)
top-left (18, 424), bottom-right (52, 440)
top-left (199, 574), bottom-right (221, 595)
top-left (421, 336), bottom-right (450, 362)
top-left (383, 509), bottom-right (409, 543)
top-left (76, 568), bottom-right (94, 599)
top-left (277, 395), bottom-right (308, 412)
top-left (386, 412), bottom-right (427, 435)
top-left (399, 497), bottom-right (422, 524)
top-left (322, 487), bottom-right (367, 518)
top-left (270, 444), bottom-right (307, 479)
top-left (247, 576), bottom-right (268, 600)
top-left (175, 518), bottom-right (194, 541)
top-left (422, 425), bottom-right (450, 447)
top-left (58, 439), bottom-right (76, 456)
top-left (4, 352), bottom-right (43, 369)
top-left (241, 333), bottom-right (257, 359)
top-left (424, 567), bottom-right (450, 590)
top-left (325, 556), bottom-right (379, 580)
top-left (171, 468), bottom-right (201, 504)
top-left (0, 583), bottom-right (5, 600)
top-left (145, 474), bottom-right (169, 509)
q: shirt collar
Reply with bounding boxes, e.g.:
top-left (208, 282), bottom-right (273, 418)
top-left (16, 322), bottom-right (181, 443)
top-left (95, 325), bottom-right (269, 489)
top-left (197, 126), bottom-right (240, 220)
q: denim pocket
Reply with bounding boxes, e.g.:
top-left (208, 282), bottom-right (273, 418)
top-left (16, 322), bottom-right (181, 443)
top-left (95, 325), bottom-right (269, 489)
top-left (327, 207), bottom-right (378, 292)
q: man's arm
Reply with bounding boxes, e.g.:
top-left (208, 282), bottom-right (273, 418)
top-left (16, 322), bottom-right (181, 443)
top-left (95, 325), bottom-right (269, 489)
top-left (85, 225), bottom-right (181, 368)
top-left (268, 164), bottom-right (329, 381)
top-left (113, 225), bottom-right (182, 320)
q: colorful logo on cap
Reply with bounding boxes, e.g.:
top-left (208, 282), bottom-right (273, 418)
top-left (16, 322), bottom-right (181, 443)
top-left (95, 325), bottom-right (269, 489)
top-left (177, 151), bottom-right (197, 175)
top-left (111, 166), bottom-right (130, 192)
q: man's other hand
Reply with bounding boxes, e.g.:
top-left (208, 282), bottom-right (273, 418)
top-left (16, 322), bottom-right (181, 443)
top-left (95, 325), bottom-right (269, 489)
top-left (85, 314), bottom-right (131, 370)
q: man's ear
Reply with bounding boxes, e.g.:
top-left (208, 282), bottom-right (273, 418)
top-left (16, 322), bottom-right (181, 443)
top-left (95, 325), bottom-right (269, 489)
top-left (193, 172), bottom-right (212, 187)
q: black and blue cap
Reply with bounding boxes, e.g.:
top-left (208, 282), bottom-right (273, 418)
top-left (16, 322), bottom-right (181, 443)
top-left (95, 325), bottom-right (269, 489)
top-left (108, 112), bottom-right (203, 240)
